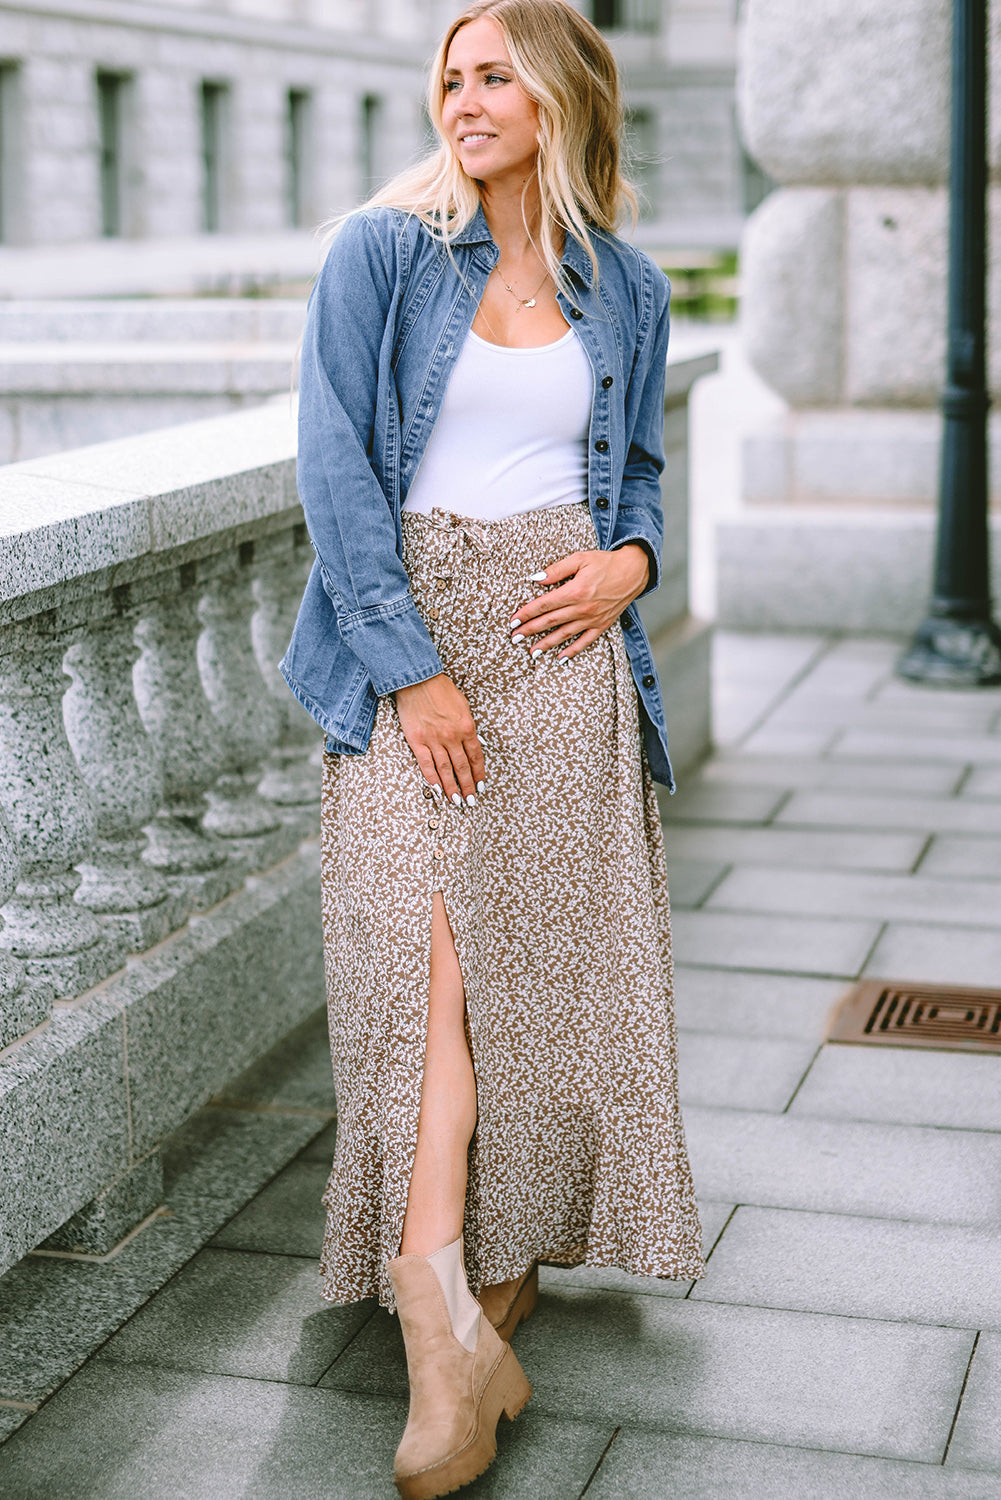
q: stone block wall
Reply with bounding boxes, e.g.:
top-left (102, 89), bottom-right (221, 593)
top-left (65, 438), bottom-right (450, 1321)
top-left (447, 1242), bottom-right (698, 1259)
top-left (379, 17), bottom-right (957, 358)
top-left (718, 0), bottom-right (1001, 630)
top-left (1, 0), bottom-right (431, 246)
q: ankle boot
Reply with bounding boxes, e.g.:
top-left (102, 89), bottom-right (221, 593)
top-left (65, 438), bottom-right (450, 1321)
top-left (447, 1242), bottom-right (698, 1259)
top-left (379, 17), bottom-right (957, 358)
top-left (478, 1263), bottom-right (539, 1342)
top-left (389, 1253), bottom-right (532, 1500)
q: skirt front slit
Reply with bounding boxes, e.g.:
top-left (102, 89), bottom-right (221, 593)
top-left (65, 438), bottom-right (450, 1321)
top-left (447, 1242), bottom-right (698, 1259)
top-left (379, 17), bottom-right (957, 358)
top-left (319, 503), bottom-right (705, 1310)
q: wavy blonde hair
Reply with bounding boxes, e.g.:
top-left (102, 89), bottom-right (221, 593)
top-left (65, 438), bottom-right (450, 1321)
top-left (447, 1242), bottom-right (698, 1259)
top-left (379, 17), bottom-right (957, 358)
top-left (357, 0), bottom-right (638, 290)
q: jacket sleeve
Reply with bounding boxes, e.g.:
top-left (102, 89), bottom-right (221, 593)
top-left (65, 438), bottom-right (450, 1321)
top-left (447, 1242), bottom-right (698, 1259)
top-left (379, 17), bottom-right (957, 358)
top-left (608, 263), bottom-right (671, 598)
top-left (296, 211), bottom-right (444, 697)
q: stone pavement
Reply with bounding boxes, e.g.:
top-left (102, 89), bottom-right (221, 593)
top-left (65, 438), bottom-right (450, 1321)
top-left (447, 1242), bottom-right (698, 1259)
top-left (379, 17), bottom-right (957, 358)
top-left (1, 629), bottom-right (1001, 1499)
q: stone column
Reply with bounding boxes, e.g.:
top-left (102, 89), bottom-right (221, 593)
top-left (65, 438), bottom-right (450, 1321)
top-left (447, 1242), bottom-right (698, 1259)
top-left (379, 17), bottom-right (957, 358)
top-left (63, 606), bottom-right (183, 952)
top-left (133, 571), bottom-right (238, 912)
top-left (197, 544), bottom-right (298, 874)
top-left (717, 0), bottom-right (1001, 630)
top-left (252, 526), bottom-right (322, 814)
top-left (0, 616), bottom-right (124, 1000)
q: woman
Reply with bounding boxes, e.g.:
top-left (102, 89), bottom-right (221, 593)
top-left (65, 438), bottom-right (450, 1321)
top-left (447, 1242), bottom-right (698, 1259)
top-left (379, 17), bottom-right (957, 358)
top-left (282, 2), bottom-right (705, 1495)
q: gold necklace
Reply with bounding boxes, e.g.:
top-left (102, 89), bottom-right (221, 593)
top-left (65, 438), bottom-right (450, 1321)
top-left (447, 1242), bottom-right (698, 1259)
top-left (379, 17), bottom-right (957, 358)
top-left (495, 265), bottom-right (550, 310)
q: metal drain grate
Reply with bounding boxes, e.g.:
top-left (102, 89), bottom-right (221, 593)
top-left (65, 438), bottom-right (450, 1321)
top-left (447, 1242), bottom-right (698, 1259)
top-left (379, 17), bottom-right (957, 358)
top-left (828, 980), bottom-right (1001, 1054)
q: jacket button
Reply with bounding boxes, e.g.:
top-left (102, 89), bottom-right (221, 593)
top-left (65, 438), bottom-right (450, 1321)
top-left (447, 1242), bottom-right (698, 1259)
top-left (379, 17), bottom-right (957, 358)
top-left (594, 496), bottom-right (609, 509)
top-left (642, 674), bottom-right (656, 689)
top-left (569, 307), bottom-right (583, 319)
top-left (594, 439), bottom-right (609, 452)
top-left (602, 375), bottom-right (614, 389)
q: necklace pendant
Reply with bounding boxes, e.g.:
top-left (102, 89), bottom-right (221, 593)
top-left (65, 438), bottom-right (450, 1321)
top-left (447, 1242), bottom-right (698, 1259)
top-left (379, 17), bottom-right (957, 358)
top-left (524, 298), bottom-right (536, 308)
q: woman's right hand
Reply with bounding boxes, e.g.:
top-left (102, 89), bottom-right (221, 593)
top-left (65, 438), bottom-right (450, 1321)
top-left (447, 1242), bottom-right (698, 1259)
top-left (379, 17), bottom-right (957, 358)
top-left (394, 674), bottom-right (486, 805)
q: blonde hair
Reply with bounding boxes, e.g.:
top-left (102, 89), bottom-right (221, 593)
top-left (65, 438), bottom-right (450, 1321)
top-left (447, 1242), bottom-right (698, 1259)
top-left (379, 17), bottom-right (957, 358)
top-left (356, 0), bottom-right (638, 290)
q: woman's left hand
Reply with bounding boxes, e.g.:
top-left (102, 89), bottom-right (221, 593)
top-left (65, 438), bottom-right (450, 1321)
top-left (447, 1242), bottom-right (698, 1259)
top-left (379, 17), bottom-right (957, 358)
top-left (509, 543), bottom-right (650, 661)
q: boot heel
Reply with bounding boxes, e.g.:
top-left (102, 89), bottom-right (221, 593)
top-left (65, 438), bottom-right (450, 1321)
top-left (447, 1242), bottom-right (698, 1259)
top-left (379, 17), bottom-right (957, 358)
top-left (493, 1344), bottom-right (532, 1421)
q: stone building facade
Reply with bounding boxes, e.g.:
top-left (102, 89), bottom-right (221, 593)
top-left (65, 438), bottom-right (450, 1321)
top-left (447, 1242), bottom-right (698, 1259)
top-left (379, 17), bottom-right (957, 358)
top-left (0, 0), bottom-right (751, 256)
top-left (717, 0), bottom-right (1001, 631)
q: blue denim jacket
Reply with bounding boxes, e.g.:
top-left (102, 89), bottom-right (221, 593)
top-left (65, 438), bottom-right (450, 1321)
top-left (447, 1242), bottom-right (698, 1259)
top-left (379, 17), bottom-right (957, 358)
top-left (280, 203), bottom-right (676, 789)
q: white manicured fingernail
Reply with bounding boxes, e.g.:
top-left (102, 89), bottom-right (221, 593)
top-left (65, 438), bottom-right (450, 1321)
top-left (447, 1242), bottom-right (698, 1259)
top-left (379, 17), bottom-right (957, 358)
top-left (531, 648), bottom-right (542, 659)
top-left (528, 571), bottom-right (547, 582)
top-left (476, 780), bottom-right (486, 793)
top-left (451, 793), bottom-right (462, 806)
top-left (466, 794), bottom-right (476, 806)
top-left (510, 617), bottom-right (521, 628)
top-left (512, 633), bottom-right (525, 643)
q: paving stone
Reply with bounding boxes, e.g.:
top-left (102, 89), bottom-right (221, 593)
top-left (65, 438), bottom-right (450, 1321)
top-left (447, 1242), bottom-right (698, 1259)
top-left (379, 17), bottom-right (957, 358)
top-left (162, 1107), bottom-right (327, 1221)
top-left (832, 731), bottom-right (1001, 765)
top-left (211, 1159), bottom-right (328, 1258)
top-left (672, 910), bottom-right (880, 978)
top-left (661, 784), bottom-right (789, 826)
top-left (97, 1247), bottom-right (371, 1383)
top-left (739, 726), bottom-right (842, 755)
top-left (865, 923), bottom-right (1001, 989)
top-left (766, 698), bottom-right (1001, 734)
top-left (790, 1046), bottom-right (1001, 1132)
top-left (698, 755), bottom-right (965, 795)
top-left (586, 1427), bottom-right (1000, 1499)
top-left (961, 767), bottom-right (1001, 799)
top-left (707, 865), bottom-right (1001, 929)
top-left (538, 1201), bottom-right (735, 1301)
top-left (683, 1106), bottom-right (1001, 1228)
top-left (677, 1032), bottom-right (817, 1111)
top-left (0, 1407), bottom-right (32, 1443)
top-left (297, 1120), bottom-right (337, 1164)
top-left (693, 1206), bottom-right (1001, 1331)
top-left (0, 1359), bottom-right (609, 1499)
top-left (0, 1106), bottom-right (324, 1406)
top-left (664, 822), bottom-right (927, 873)
top-left (918, 836), bottom-right (1001, 878)
top-left (712, 631), bottom-right (827, 746)
top-left (946, 1333), bottom-right (1001, 1474)
top-left (213, 1007), bottom-right (336, 1114)
top-left (323, 1288), bottom-right (972, 1463)
top-left (665, 858), bottom-right (729, 907)
top-left (674, 967), bottom-right (846, 1040)
top-left (777, 790), bottom-right (1001, 835)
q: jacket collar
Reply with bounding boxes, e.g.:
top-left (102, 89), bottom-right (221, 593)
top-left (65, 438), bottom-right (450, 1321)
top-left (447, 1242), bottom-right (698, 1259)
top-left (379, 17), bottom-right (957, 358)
top-left (450, 202), bottom-right (596, 288)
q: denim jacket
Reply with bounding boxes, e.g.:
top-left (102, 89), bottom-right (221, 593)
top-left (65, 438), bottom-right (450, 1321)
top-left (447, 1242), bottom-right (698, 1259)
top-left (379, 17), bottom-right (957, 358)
top-left (280, 203), bottom-right (676, 789)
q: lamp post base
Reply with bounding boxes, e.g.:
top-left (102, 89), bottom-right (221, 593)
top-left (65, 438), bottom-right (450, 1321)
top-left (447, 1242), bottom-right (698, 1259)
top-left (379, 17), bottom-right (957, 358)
top-left (896, 616), bottom-right (1001, 686)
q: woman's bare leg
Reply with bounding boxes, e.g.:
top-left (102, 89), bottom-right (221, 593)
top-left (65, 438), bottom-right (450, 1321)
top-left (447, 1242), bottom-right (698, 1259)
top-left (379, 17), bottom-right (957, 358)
top-left (400, 891), bottom-right (478, 1255)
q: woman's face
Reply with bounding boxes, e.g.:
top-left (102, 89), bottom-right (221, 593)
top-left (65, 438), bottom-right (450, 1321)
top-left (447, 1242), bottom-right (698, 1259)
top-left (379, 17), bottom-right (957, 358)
top-left (441, 16), bottom-right (540, 186)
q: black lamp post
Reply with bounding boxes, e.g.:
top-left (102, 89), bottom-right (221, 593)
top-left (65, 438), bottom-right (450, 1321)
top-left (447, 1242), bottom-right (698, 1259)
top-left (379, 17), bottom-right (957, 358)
top-left (897, 0), bottom-right (1001, 685)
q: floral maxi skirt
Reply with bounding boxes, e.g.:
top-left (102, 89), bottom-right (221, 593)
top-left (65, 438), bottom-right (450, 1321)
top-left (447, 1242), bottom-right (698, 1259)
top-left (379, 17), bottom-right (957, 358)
top-left (319, 502), bottom-right (705, 1309)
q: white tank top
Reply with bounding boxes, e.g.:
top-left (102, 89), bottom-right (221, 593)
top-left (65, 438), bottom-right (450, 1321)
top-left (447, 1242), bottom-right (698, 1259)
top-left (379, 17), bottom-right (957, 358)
top-left (403, 325), bottom-right (593, 521)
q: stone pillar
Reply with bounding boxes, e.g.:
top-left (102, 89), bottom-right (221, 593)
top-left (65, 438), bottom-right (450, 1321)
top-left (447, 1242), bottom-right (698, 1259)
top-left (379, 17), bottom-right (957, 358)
top-left (63, 606), bottom-right (183, 952)
top-left (133, 571), bottom-right (238, 912)
top-left (197, 545), bottom-right (297, 874)
top-left (716, 0), bottom-right (1001, 630)
top-left (252, 527), bottom-right (322, 812)
top-left (0, 617), bottom-right (124, 1000)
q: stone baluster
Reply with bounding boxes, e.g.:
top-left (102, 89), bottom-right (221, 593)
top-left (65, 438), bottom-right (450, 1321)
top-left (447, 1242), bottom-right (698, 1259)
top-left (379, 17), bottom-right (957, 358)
top-left (133, 566), bottom-right (238, 912)
top-left (0, 801), bottom-right (53, 1049)
top-left (63, 594), bottom-right (182, 952)
top-left (197, 541), bottom-right (296, 874)
top-left (0, 614), bottom-right (124, 1000)
top-left (251, 525), bottom-right (322, 815)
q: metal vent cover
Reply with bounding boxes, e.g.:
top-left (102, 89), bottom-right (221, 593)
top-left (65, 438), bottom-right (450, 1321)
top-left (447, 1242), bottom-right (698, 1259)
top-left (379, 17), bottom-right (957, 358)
top-left (828, 980), bottom-right (1001, 1054)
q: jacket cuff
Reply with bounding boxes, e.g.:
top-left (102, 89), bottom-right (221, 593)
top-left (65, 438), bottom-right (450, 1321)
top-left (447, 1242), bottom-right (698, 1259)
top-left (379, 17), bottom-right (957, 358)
top-left (336, 594), bottom-right (444, 697)
top-left (610, 530), bottom-right (661, 597)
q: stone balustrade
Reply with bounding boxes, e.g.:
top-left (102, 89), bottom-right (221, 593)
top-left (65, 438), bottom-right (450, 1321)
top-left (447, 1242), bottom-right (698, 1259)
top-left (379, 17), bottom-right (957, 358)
top-left (0, 398), bottom-right (325, 1275)
top-left (0, 353), bottom-right (714, 1280)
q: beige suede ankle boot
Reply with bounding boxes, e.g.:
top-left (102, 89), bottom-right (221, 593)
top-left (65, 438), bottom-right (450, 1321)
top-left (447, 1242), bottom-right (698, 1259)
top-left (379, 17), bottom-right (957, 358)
top-left (388, 1253), bottom-right (532, 1500)
top-left (477, 1263), bottom-right (539, 1342)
